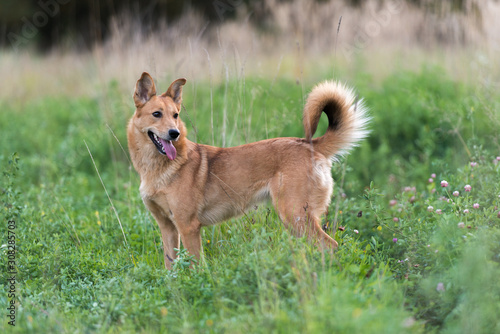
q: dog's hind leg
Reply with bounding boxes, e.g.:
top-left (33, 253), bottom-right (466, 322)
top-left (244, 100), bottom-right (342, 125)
top-left (306, 214), bottom-right (338, 250)
top-left (270, 180), bottom-right (338, 251)
top-left (280, 207), bottom-right (338, 251)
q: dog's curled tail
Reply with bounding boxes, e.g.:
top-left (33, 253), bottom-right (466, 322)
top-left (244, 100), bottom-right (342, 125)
top-left (303, 81), bottom-right (370, 159)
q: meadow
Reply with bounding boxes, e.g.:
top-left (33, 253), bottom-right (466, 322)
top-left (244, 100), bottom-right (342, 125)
top-left (1, 55), bottom-right (500, 333)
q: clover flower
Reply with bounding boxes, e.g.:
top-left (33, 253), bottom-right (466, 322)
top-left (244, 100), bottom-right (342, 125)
top-left (473, 203), bottom-right (480, 209)
top-left (441, 180), bottom-right (448, 187)
top-left (464, 184), bottom-right (472, 192)
top-left (453, 191), bottom-right (459, 197)
top-left (427, 206), bottom-right (434, 212)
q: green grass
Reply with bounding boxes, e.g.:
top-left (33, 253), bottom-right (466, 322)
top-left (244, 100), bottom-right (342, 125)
top-left (1, 65), bottom-right (500, 333)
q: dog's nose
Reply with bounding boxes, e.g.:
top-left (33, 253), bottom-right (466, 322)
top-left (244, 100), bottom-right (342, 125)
top-left (169, 129), bottom-right (180, 139)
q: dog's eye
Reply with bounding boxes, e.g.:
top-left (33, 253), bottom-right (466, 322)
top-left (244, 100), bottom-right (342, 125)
top-left (152, 111), bottom-right (162, 118)
top-left (173, 113), bottom-right (179, 119)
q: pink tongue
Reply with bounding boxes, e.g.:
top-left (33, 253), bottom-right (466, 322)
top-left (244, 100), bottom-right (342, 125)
top-left (160, 138), bottom-right (177, 160)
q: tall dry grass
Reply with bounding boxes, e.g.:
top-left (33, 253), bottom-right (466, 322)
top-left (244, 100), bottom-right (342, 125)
top-left (1, 0), bottom-right (499, 102)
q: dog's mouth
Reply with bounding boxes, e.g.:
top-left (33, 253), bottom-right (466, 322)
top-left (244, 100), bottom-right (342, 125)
top-left (148, 131), bottom-right (177, 160)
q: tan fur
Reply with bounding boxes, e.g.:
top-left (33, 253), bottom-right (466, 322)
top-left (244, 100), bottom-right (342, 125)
top-left (127, 73), bottom-right (370, 269)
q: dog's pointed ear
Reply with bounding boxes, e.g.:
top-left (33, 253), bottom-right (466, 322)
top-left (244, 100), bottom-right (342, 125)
top-left (134, 72), bottom-right (157, 108)
top-left (162, 78), bottom-right (187, 108)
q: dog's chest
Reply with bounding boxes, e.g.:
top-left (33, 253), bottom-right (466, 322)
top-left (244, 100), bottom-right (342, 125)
top-left (139, 180), bottom-right (155, 200)
top-left (141, 186), bottom-right (175, 221)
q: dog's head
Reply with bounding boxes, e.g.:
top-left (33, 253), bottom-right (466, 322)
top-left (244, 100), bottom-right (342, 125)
top-left (132, 72), bottom-right (186, 160)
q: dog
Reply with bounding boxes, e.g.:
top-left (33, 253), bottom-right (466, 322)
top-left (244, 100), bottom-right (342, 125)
top-left (127, 72), bottom-right (369, 269)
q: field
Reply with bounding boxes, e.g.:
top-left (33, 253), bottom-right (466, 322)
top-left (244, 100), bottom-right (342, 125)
top-left (1, 47), bottom-right (500, 333)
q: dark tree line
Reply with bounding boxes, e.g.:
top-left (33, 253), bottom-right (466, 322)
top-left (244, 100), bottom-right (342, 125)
top-left (0, 0), bottom-right (488, 51)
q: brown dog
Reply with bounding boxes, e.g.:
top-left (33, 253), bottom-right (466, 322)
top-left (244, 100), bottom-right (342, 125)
top-left (127, 72), bottom-right (369, 269)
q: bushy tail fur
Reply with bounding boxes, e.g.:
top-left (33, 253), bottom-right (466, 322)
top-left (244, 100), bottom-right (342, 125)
top-left (303, 81), bottom-right (370, 159)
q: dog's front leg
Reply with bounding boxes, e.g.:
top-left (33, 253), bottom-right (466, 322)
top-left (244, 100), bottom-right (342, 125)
top-left (144, 199), bottom-right (180, 269)
top-left (158, 219), bottom-right (180, 269)
top-left (178, 219), bottom-right (202, 265)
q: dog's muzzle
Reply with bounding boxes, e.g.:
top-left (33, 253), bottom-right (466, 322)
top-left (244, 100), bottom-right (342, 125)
top-left (148, 131), bottom-right (178, 160)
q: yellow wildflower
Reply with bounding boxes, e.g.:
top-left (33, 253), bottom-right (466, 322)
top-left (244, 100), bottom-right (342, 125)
top-left (161, 307), bottom-right (168, 317)
top-left (352, 308), bottom-right (362, 319)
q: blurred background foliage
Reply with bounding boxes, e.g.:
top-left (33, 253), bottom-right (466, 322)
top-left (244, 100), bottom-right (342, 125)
top-left (0, 0), bottom-right (493, 51)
